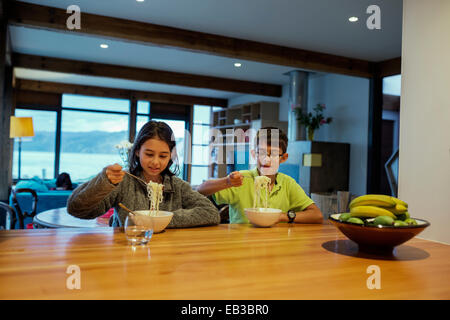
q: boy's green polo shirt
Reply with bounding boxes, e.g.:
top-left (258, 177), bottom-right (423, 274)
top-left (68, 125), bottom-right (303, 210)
top-left (213, 168), bottom-right (314, 224)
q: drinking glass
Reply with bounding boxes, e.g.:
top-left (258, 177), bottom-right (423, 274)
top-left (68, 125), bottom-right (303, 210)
top-left (124, 214), bottom-right (154, 245)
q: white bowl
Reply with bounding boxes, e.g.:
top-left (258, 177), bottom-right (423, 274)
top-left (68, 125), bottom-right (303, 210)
top-left (132, 210), bottom-right (174, 233)
top-left (244, 208), bottom-right (282, 227)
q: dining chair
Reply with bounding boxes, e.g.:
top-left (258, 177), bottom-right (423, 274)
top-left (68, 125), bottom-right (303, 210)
top-left (11, 188), bottom-right (38, 229)
top-left (0, 202), bottom-right (16, 230)
top-left (206, 195), bottom-right (229, 224)
top-left (218, 205), bottom-right (229, 224)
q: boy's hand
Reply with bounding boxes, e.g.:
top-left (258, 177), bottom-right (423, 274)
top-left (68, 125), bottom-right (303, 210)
top-left (106, 163), bottom-right (125, 185)
top-left (226, 171), bottom-right (244, 187)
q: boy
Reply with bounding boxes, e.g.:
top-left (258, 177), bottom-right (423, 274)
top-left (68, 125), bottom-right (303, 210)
top-left (197, 127), bottom-right (323, 224)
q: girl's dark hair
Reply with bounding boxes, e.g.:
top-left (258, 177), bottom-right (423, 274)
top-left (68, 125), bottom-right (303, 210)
top-left (56, 172), bottom-right (73, 190)
top-left (128, 121), bottom-right (179, 177)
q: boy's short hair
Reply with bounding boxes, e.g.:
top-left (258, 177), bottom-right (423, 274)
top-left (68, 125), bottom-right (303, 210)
top-left (255, 127), bottom-right (288, 154)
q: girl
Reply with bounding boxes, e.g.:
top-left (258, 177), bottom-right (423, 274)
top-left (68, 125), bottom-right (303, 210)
top-left (68, 121), bottom-right (220, 228)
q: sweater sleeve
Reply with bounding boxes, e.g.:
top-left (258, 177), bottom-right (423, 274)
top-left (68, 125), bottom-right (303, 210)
top-left (67, 168), bottom-right (121, 219)
top-left (168, 180), bottom-right (220, 228)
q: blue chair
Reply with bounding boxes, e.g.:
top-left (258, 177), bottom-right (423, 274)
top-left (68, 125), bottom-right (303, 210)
top-left (0, 202), bottom-right (16, 230)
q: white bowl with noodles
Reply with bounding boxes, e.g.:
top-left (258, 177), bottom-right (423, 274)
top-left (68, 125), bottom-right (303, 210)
top-left (244, 208), bottom-right (282, 227)
top-left (132, 210), bottom-right (174, 233)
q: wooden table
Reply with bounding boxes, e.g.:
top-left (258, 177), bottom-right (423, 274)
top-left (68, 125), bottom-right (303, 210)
top-left (33, 207), bottom-right (109, 228)
top-left (0, 223), bottom-right (449, 299)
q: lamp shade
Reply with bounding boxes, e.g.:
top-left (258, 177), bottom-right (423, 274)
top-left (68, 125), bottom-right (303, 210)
top-left (10, 116), bottom-right (34, 138)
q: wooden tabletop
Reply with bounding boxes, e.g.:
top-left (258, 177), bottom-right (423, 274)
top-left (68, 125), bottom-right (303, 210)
top-left (0, 223), bottom-right (449, 299)
top-left (33, 207), bottom-right (109, 228)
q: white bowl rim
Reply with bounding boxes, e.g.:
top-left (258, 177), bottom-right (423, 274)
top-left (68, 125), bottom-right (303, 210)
top-left (133, 210), bottom-right (174, 217)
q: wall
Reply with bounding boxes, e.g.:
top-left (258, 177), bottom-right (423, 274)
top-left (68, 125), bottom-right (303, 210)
top-left (307, 73), bottom-right (370, 196)
top-left (399, 0), bottom-right (450, 244)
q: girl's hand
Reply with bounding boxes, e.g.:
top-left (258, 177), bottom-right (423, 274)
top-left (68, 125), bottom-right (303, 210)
top-left (226, 171), bottom-right (244, 187)
top-left (106, 163), bottom-right (125, 185)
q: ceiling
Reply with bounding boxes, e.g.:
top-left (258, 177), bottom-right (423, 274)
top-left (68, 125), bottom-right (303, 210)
top-left (10, 0), bottom-right (403, 99)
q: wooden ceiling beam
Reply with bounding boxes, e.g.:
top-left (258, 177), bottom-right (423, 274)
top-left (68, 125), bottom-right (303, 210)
top-left (7, 1), bottom-right (374, 78)
top-left (14, 79), bottom-right (228, 108)
top-left (13, 53), bottom-right (280, 97)
top-left (374, 57), bottom-right (401, 78)
top-left (14, 89), bottom-right (61, 109)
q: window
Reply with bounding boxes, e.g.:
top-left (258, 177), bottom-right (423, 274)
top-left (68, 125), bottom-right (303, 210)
top-left (381, 75), bottom-right (401, 196)
top-left (60, 95), bottom-right (130, 181)
top-left (137, 100), bottom-right (150, 114)
top-left (190, 105), bottom-right (216, 185)
top-left (136, 101), bottom-right (150, 136)
top-left (12, 109), bottom-right (57, 180)
top-left (382, 75), bottom-right (401, 96)
top-left (62, 94), bottom-right (130, 112)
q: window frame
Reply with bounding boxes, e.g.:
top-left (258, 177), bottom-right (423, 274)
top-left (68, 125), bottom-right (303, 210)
top-left (13, 92), bottom-right (206, 184)
top-left (190, 105), bottom-right (214, 185)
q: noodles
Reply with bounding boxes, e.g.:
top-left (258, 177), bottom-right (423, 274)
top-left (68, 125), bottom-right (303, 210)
top-left (145, 181), bottom-right (164, 216)
top-left (253, 176), bottom-right (271, 209)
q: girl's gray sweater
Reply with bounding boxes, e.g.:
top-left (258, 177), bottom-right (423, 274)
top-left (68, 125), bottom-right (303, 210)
top-left (67, 168), bottom-right (220, 227)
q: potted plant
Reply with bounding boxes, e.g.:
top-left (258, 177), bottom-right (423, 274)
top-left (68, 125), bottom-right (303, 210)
top-left (294, 103), bottom-right (332, 141)
top-left (115, 140), bottom-right (133, 169)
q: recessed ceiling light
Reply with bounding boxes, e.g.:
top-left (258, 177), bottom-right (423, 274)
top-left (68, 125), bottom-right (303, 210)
top-left (234, 63), bottom-right (242, 67)
top-left (100, 44), bottom-right (109, 49)
top-left (349, 16), bottom-right (359, 22)
top-left (136, 0), bottom-right (145, 2)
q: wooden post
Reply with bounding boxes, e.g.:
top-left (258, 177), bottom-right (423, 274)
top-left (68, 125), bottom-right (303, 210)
top-left (367, 76), bottom-right (383, 194)
top-left (0, 0), bottom-right (14, 202)
top-left (186, 105), bottom-right (194, 183)
top-left (129, 95), bottom-right (137, 143)
top-left (54, 96), bottom-right (62, 178)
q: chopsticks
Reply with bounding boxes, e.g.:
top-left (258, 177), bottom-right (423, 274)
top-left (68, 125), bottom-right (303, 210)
top-left (118, 203), bottom-right (136, 216)
top-left (124, 171), bottom-right (148, 186)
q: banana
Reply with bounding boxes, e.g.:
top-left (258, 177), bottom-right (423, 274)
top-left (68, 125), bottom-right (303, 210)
top-left (385, 204), bottom-right (408, 215)
top-left (350, 205), bottom-right (397, 219)
top-left (396, 212), bottom-right (410, 221)
top-left (349, 200), bottom-right (395, 208)
top-left (392, 197), bottom-right (408, 208)
top-left (349, 194), bottom-right (396, 208)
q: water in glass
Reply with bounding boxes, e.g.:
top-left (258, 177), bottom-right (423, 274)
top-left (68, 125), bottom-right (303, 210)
top-left (124, 214), bottom-right (153, 245)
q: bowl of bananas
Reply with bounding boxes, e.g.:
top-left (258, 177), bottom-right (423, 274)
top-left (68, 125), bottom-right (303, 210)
top-left (329, 194), bottom-right (430, 252)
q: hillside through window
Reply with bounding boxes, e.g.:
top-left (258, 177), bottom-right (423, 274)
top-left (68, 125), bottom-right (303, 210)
top-left (60, 94), bottom-right (130, 181)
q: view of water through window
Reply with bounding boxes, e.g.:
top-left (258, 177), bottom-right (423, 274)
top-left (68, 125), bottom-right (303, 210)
top-left (60, 109), bottom-right (129, 181)
top-left (12, 109), bottom-right (56, 180)
top-left (12, 95), bottom-right (208, 182)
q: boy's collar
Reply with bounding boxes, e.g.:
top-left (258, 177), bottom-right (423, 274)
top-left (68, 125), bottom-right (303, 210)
top-left (249, 168), bottom-right (259, 177)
